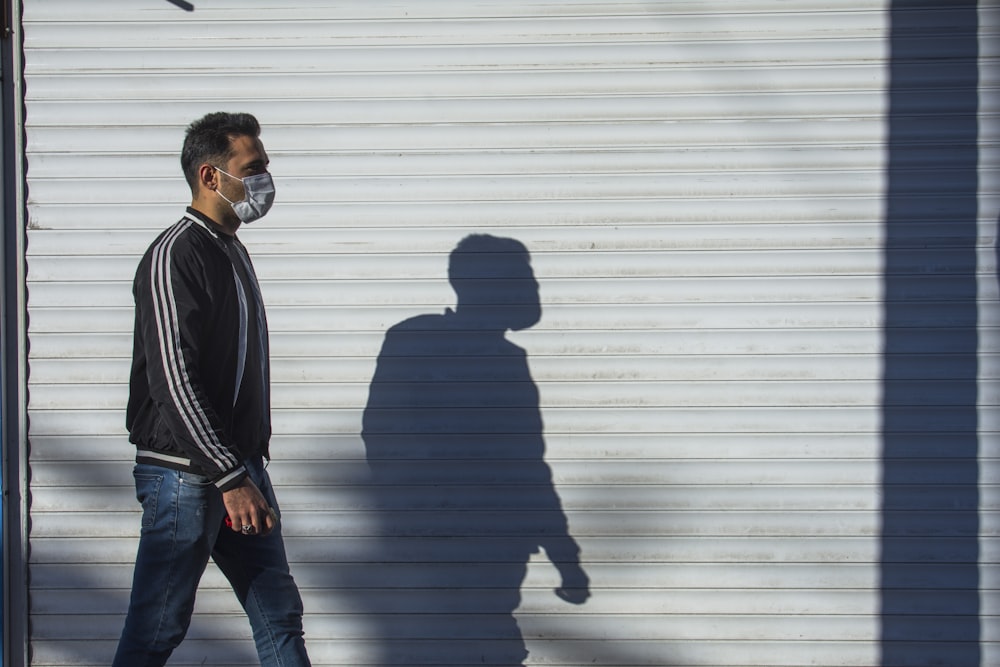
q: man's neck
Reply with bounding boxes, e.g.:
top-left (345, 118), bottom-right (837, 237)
top-left (189, 200), bottom-right (240, 237)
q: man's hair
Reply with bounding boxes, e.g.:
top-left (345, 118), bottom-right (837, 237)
top-left (180, 112), bottom-right (261, 193)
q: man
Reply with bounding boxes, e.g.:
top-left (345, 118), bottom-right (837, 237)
top-left (113, 112), bottom-right (311, 667)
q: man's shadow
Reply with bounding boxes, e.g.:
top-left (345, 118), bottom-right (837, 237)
top-left (361, 234), bottom-right (589, 666)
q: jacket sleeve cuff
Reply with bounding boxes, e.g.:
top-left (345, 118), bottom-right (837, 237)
top-left (214, 465), bottom-right (248, 491)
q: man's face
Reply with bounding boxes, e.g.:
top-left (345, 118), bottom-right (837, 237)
top-left (216, 134), bottom-right (270, 222)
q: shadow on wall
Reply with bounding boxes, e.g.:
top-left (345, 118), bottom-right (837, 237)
top-left (360, 234), bottom-right (590, 666)
top-left (881, 2), bottom-right (980, 665)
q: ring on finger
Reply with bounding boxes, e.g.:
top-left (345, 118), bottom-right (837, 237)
top-left (241, 524), bottom-right (256, 535)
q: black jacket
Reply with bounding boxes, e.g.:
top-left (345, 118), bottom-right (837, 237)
top-left (126, 209), bottom-right (271, 491)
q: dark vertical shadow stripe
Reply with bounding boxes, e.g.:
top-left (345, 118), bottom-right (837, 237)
top-left (882, 2), bottom-right (980, 666)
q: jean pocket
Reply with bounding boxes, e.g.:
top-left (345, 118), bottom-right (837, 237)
top-left (133, 471), bottom-right (164, 529)
top-left (178, 470), bottom-right (215, 487)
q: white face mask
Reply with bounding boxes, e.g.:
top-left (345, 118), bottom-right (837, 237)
top-left (216, 167), bottom-right (275, 224)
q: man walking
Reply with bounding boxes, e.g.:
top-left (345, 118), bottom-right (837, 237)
top-left (113, 112), bottom-right (310, 667)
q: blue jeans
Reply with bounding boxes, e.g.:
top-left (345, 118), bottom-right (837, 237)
top-left (113, 458), bottom-right (310, 667)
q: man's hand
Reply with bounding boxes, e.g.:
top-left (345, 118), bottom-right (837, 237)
top-left (554, 563), bottom-right (591, 604)
top-left (222, 478), bottom-right (277, 536)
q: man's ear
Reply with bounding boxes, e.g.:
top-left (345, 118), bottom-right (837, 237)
top-left (197, 164), bottom-right (218, 191)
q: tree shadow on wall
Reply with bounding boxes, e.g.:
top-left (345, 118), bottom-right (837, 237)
top-left (361, 234), bottom-right (590, 666)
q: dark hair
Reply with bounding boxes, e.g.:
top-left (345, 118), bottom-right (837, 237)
top-left (180, 112), bottom-right (261, 193)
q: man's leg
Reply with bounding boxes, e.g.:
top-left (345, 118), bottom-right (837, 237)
top-left (213, 459), bottom-right (311, 667)
top-left (113, 465), bottom-right (223, 667)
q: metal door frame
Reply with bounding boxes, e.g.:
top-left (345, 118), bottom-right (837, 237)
top-left (2, 0), bottom-right (28, 664)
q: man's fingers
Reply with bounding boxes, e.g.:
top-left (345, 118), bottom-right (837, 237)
top-left (228, 506), bottom-right (278, 536)
top-left (227, 514), bottom-right (253, 534)
top-left (259, 506), bottom-right (278, 536)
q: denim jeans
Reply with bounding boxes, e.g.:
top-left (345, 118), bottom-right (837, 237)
top-left (112, 458), bottom-right (310, 667)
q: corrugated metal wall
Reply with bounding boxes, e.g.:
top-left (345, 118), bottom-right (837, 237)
top-left (16, 1), bottom-right (997, 666)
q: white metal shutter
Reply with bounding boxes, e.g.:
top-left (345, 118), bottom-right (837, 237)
top-left (18, 1), bottom-right (997, 666)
